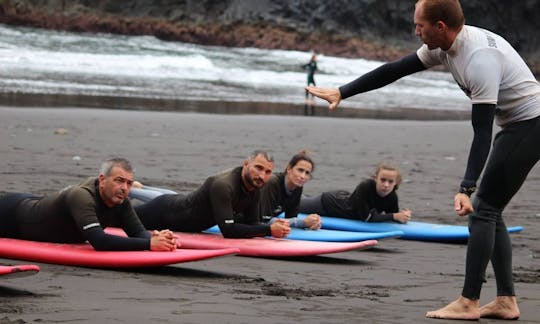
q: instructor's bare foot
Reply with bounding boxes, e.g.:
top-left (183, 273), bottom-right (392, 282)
top-left (480, 296), bottom-right (520, 320)
top-left (426, 296), bottom-right (480, 320)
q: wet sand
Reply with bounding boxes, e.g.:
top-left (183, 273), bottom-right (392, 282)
top-left (0, 106), bottom-right (538, 323)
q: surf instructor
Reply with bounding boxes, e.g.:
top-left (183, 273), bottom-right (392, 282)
top-left (0, 157), bottom-right (177, 251)
top-left (306, 0), bottom-right (540, 320)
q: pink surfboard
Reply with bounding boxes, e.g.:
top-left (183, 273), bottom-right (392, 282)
top-left (0, 264), bottom-right (40, 278)
top-left (165, 231), bottom-right (376, 257)
top-left (0, 237), bottom-right (239, 268)
top-left (105, 228), bottom-right (377, 257)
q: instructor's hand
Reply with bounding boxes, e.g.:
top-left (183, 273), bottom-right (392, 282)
top-left (305, 86), bottom-right (342, 110)
top-left (454, 193), bottom-right (474, 216)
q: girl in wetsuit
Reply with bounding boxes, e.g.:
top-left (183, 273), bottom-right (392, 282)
top-left (298, 161), bottom-right (411, 223)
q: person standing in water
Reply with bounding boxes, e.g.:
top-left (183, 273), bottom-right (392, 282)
top-left (302, 53), bottom-right (318, 115)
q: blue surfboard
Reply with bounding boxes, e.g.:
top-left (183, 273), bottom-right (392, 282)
top-left (204, 225), bottom-right (403, 242)
top-left (294, 213), bottom-right (524, 243)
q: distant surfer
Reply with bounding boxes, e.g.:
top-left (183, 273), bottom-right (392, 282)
top-left (302, 53), bottom-right (318, 115)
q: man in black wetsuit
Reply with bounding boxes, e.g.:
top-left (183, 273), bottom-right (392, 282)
top-left (135, 150), bottom-right (291, 239)
top-left (0, 157), bottom-right (177, 251)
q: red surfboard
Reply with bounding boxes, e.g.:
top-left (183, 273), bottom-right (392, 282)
top-left (0, 264), bottom-right (40, 278)
top-left (0, 237), bottom-right (239, 268)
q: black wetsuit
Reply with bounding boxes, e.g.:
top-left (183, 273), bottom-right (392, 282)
top-left (135, 167), bottom-right (271, 238)
top-left (298, 179), bottom-right (397, 222)
top-left (303, 60), bottom-right (317, 86)
top-left (0, 177), bottom-right (151, 251)
top-left (336, 26), bottom-right (540, 299)
top-left (259, 172), bottom-right (306, 227)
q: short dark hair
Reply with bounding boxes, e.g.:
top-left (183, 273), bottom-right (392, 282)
top-left (99, 157), bottom-right (134, 176)
top-left (248, 150), bottom-right (274, 163)
top-left (416, 0), bottom-right (465, 30)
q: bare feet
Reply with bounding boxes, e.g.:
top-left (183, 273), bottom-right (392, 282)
top-left (480, 296), bottom-right (520, 320)
top-left (426, 296), bottom-right (480, 320)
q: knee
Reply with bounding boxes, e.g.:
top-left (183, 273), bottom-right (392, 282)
top-left (470, 197), bottom-right (502, 223)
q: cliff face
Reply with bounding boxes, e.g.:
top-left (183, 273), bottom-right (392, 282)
top-left (1, 0), bottom-right (539, 72)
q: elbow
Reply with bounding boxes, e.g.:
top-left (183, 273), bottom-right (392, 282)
top-left (219, 224), bottom-right (240, 238)
top-left (89, 240), bottom-right (109, 251)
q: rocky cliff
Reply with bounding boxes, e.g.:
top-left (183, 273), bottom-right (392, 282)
top-left (1, 0), bottom-right (539, 74)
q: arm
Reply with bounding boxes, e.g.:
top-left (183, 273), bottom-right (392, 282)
top-left (351, 181), bottom-right (397, 223)
top-left (339, 53), bottom-right (426, 99)
top-left (84, 227), bottom-right (150, 251)
top-left (455, 104), bottom-right (496, 216)
top-left (120, 203), bottom-right (177, 251)
top-left (210, 182), bottom-right (273, 238)
top-left (306, 53), bottom-right (426, 110)
top-left (67, 189), bottom-right (153, 251)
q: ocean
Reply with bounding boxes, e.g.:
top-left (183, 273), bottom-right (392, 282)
top-left (0, 23), bottom-right (469, 113)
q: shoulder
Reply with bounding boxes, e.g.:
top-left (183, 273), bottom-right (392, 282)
top-left (357, 178), bottom-right (375, 189)
top-left (416, 44), bottom-right (443, 68)
top-left (63, 185), bottom-right (96, 207)
top-left (209, 168), bottom-right (238, 192)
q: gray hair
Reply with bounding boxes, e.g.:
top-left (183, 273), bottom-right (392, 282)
top-left (99, 157), bottom-right (134, 176)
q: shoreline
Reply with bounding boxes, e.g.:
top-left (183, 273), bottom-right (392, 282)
top-left (0, 93), bottom-right (470, 121)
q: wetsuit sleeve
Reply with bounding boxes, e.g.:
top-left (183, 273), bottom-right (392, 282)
top-left (339, 53), bottom-right (426, 99)
top-left (118, 203), bottom-right (152, 239)
top-left (365, 209), bottom-right (394, 223)
top-left (349, 181), bottom-right (374, 220)
top-left (259, 175), bottom-right (281, 221)
top-left (462, 103), bottom-right (496, 187)
top-left (284, 188), bottom-right (301, 219)
top-left (84, 227), bottom-right (150, 251)
top-left (210, 182), bottom-right (271, 238)
top-left (269, 216), bottom-right (306, 229)
top-left (368, 191), bottom-right (399, 223)
top-left (66, 189), bottom-right (150, 251)
top-left (350, 180), bottom-right (394, 222)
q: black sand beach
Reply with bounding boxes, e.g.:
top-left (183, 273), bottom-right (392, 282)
top-left (0, 106), bottom-right (538, 323)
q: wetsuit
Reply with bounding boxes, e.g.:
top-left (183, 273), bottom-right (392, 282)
top-left (135, 166), bottom-right (271, 238)
top-left (298, 179), bottom-right (397, 222)
top-left (259, 172), bottom-right (306, 228)
top-left (339, 25), bottom-right (540, 300)
top-left (0, 177), bottom-right (151, 251)
top-left (303, 60), bottom-right (317, 86)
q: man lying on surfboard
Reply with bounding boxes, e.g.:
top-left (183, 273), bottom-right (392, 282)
top-left (0, 157), bottom-right (177, 251)
top-left (134, 150), bottom-right (291, 239)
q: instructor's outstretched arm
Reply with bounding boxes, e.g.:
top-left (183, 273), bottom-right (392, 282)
top-left (305, 86), bottom-right (342, 110)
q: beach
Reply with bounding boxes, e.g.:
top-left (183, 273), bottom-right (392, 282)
top-left (0, 106), bottom-right (538, 323)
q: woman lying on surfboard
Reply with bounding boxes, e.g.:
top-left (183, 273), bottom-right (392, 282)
top-left (298, 161), bottom-right (412, 223)
top-left (259, 150), bottom-right (322, 230)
